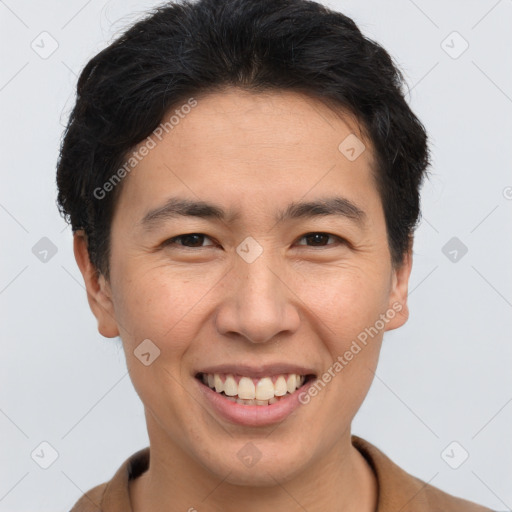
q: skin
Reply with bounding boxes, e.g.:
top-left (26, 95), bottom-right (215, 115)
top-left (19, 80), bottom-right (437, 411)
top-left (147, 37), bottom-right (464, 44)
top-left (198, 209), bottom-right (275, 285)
top-left (74, 88), bottom-right (412, 512)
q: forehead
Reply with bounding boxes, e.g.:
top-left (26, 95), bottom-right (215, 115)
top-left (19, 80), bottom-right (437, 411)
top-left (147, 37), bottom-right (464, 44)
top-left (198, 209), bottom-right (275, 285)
top-left (166, 88), bottom-right (370, 157)
top-left (113, 88), bottom-right (380, 226)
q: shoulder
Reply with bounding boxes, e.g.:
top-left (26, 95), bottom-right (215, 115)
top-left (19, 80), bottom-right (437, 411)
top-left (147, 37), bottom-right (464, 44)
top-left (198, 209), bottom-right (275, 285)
top-left (68, 447), bottom-right (150, 512)
top-left (351, 435), bottom-right (494, 512)
top-left (405, 468), bottom-right (494, 512)
top-left (68, 482), bottom-right (108, 512)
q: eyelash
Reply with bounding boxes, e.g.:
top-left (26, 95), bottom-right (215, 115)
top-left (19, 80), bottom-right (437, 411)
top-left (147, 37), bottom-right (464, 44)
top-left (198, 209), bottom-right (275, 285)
top-left (161, 232), bottom-right (347, 249)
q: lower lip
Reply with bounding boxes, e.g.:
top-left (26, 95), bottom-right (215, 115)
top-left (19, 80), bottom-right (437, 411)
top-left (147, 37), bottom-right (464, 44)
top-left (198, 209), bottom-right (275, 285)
top-left (195, 377), bottom-right (315, 427)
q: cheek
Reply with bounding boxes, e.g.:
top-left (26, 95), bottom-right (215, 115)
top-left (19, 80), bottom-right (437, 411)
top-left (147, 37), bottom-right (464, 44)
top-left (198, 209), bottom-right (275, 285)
top-left (111, 265), bottom-right (203, 352)
top-left (112, 269), bottom-right (203, 411)
top-left (304, 263), bottom-right (390, 409)
top-left (316, 265), bottom-right (389, 389)
top-left (306, 263), bottom-right (392, 341)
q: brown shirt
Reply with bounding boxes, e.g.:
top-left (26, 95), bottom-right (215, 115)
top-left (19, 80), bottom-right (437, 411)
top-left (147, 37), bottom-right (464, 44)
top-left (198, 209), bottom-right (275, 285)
top-left (69, 435), bottom-right (494, 512)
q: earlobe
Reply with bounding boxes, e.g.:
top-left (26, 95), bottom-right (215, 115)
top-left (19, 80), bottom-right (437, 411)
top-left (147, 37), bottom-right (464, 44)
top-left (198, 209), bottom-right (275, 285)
top-left (385, 246), bottom-right (413, 331)
top-left (73, 231), bottom-right (120, 338)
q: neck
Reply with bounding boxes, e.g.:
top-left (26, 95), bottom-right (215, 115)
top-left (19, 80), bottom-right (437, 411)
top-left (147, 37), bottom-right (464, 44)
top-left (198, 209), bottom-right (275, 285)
top-left (130, 419), bottom-right (378, 512)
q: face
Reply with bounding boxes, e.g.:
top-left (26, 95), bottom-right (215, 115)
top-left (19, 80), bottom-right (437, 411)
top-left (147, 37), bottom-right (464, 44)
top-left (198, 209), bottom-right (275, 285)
top-left (75, 88), bottom-right (411, 486)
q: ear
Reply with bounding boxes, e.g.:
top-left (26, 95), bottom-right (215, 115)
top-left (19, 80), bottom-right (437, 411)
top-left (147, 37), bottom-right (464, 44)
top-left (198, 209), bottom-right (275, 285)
top-left (384, 243), bottom-right (413, 332)
top-left (73, 230), bottom-right (119, 338)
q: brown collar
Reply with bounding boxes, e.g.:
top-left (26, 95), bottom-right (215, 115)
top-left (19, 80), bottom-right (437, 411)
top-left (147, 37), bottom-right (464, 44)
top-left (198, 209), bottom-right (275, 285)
top-left (69, 435), bottom-right (493, 512)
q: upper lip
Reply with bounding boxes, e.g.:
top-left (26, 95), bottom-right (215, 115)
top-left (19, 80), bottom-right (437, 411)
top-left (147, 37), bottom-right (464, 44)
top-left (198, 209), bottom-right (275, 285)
top-left (195, 363), bottom-right (317, 378)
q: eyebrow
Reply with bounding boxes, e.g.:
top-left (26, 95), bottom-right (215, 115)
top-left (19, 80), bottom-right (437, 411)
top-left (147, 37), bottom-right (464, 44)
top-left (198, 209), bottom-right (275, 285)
top-left (139, 196), bottom-right (367, 230)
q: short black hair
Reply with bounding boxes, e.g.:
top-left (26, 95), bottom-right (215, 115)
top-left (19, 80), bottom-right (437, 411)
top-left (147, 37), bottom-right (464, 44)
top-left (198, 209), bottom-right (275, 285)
top-left (56, 0), bottom-right (430, 278)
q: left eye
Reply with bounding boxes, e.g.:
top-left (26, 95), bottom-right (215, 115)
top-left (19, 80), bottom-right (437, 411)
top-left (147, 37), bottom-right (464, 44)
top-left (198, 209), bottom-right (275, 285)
top-left (296, 232), bottom-right (344, 247)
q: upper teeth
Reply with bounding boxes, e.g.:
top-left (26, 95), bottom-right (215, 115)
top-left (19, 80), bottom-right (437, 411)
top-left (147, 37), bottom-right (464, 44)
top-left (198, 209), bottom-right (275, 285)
top-left (202, 373), bottom-right (306, 400)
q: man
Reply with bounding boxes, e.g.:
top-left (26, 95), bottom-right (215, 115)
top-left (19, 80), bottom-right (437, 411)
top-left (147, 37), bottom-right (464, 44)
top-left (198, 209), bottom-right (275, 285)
top-left (56, 0), bottom-right (494, 510)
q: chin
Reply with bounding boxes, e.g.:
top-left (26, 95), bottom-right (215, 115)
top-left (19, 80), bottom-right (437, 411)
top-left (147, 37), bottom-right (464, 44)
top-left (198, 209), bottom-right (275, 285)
top-left (196, 438), bottom-right (313, 487)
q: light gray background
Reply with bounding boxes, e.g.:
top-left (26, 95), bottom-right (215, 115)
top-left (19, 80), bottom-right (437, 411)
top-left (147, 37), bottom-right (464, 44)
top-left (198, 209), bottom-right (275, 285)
top-left (1, 0), bottom-right (511, 510)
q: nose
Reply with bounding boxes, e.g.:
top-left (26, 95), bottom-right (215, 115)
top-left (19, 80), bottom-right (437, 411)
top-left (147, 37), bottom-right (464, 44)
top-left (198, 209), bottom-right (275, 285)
top-left (215, 250), bottom-right (301, 344)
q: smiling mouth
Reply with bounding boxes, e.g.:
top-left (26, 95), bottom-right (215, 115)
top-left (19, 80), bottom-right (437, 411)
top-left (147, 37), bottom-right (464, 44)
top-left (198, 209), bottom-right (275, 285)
top-left (195, 372), bottom-right (316, 406)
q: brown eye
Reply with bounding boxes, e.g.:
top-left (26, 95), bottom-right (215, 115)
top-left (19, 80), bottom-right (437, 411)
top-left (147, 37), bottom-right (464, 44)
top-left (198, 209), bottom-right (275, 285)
top-left (296, 233), bottom-right (344, 247)
top-left (162, 233), bottom-right (215, 248)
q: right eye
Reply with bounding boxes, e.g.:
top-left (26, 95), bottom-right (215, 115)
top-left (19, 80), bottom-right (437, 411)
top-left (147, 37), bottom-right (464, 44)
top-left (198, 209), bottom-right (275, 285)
top-left (161, 233), bottom-right (217, 249)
